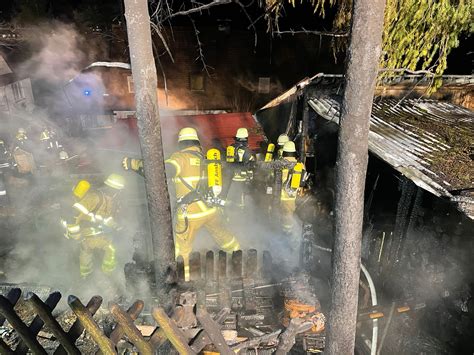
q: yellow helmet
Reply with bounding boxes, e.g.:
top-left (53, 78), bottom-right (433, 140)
top-left (104, 173), bottom-right (125, 190)
top-left (18, 128), bottom-right (26, 135)
top-left (277, 134), bottom-right (289, 146)
top-left (178, 127), bottom-right (199, 142)
top-left (236, 128), bottom-right (248, 139)
top-left (73, 180), bottom-right (91, 199)
top-left (283, 141), bottom-right (296, 153)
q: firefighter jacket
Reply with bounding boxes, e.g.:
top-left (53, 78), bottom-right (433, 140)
top-left (228, 142), bottom-right (255, 182)
top-left (281, 157), bottom-right (305, 202)
top-left (62, 189), bottom-right (120, 239)
top-left (165, 145), bottom-right (216, 220)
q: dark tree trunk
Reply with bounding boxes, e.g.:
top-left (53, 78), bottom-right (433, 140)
top-left (123, 0), bottom-right (175, 307)
top-left (326, 0), bottom-right (386, 353)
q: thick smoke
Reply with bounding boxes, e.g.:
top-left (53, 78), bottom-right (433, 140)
top-left (1, 21), bottom-right (304, 305)
top-left (1, 23), bottom-right (136, 302)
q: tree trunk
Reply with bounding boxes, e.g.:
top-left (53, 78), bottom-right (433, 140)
top-left (326, 0), bottom-right (386, 354)
top-left (123, 0), bottom-right (175, 307)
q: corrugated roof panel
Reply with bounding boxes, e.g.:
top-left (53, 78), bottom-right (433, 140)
top-left (309, 97), bottom-right (474, 218)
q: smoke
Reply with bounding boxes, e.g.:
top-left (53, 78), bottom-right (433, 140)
top-left (1, 20), bottom-right (304, 305)
top-left (0, 22), bottom-right (140, 302)
top-left (18, 24), bottom-right (88, 85)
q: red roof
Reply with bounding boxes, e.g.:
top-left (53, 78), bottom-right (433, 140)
top-left (162, 112), bottom-right (265, 152)
top-left (97, 112), bottom-right (266, 156)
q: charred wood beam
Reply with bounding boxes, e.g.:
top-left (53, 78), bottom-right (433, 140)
top-left (231, 329), bottom-right (281, 352)
top-left (68, 296), bottom-right (116, 355)
top-left (275, 318), bottom-right (313, 355)
top-left (196, 308), bottom-right (233, 355)
top-left (54, 295), bottom-right (103, 355)
top-left (0, 295), bottom-right (46, 355)
top-left (16, 292), bottom-right (62, 354)
top-left (190, 308), bottom-right (230, 353)
top-left (110, 303), bottom-right (153, 355)
top-left (152, 307), bottom-right (196, 355)
top-left (25, 293), bottom-right (80, 355)
top-left (0, 288), bottom-right (21, 327)
top-left (108, 300), bottom-right (144, 345)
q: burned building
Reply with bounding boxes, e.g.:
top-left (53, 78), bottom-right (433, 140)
top-left (256, 73), bottom-right (474, 353)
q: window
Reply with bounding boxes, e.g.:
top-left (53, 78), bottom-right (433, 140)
top-left (189, 73), bottom-right (205, 92)
top-left (127, 75), bottom-right (134, 93)
top-left (258, 77), bottom-right (270, 94)
top-left (12, 81), bottom-right (25, 101)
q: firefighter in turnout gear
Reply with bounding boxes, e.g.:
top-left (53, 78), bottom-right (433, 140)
top-left (15, 128), bottom-right (28, 146)
top-left (280, 141), bottom-right (306, 235)
top-left (226, 128), bottom-right (255, 208)
top-left (39, 127), bottom-right (68, 162)
top-left (61, 174), bottom-right (124, 278)
top-left (122, 127), bottom-right (240, 279)
top-left (276, 134), bottom-right (290, 159)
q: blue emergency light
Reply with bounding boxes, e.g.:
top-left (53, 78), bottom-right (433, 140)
top-left (83, 89), bottom-right (92, 96)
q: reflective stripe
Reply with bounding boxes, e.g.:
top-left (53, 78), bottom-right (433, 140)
top-left (105, 179), bottom-right (124, 190)
top-left (165, 159), bottom-right (181, 176)
top-left (82, 228), bottom-right (103, 236)
top-left (67, 225), bottom-right (81, 233)
top-left (221, 237), bottom-right (238, 250)
top-left (281, 196), bottom-right (297, 201)
top-left (104, 217), bottom-right (115, 227)
top-left (73, 202), bottom-right (89, 215)
top-left (0, 190), bottom-right (6, 196)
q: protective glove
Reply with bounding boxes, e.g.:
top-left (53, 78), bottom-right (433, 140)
top-left (122, 157), bottom-right (143, 172)
top-left (122, 157), bottom-right (130, 170)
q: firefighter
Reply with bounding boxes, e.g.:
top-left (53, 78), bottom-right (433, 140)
top-left (61, 174), bottom-right (124, 278)
top-left (122, 127), bottom-right (240, 277)
top-left (226, 128), bottom-right (255, 208)
top-left (15, 128), bottom-right (28, 146)
top-left (280, 141), bottom-right (306, 236)
top-left (39, 127), bottom-right (68, 161)
top-left (276, 134), bottom-right (290, 159)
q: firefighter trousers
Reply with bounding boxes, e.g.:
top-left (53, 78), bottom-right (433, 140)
top-left (175, 211), bottom-right (240, 274)
top-left (281, 199), bottom-right (296, 235)
top-left (79, 235), bottom-right (116, 278)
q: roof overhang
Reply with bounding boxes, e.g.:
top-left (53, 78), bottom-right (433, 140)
top-left (309, 97), bottom-right (474, 219)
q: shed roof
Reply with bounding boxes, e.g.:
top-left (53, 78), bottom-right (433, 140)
top-left (309, 97), bottom-right (474, 218)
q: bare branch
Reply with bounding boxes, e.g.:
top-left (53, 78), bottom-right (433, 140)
top-left (378, 68), bottom-right (436, 76)
top-left (162, 0), bottom-right (232, 22)
top-left (275, 27), bottom-right (349, 38)
top-left (150, 21), bottom-right (175, 63)
top-left (234, 0), bottom-right (258, 50)
top-left (189, 16), bottom-right (213, 76)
